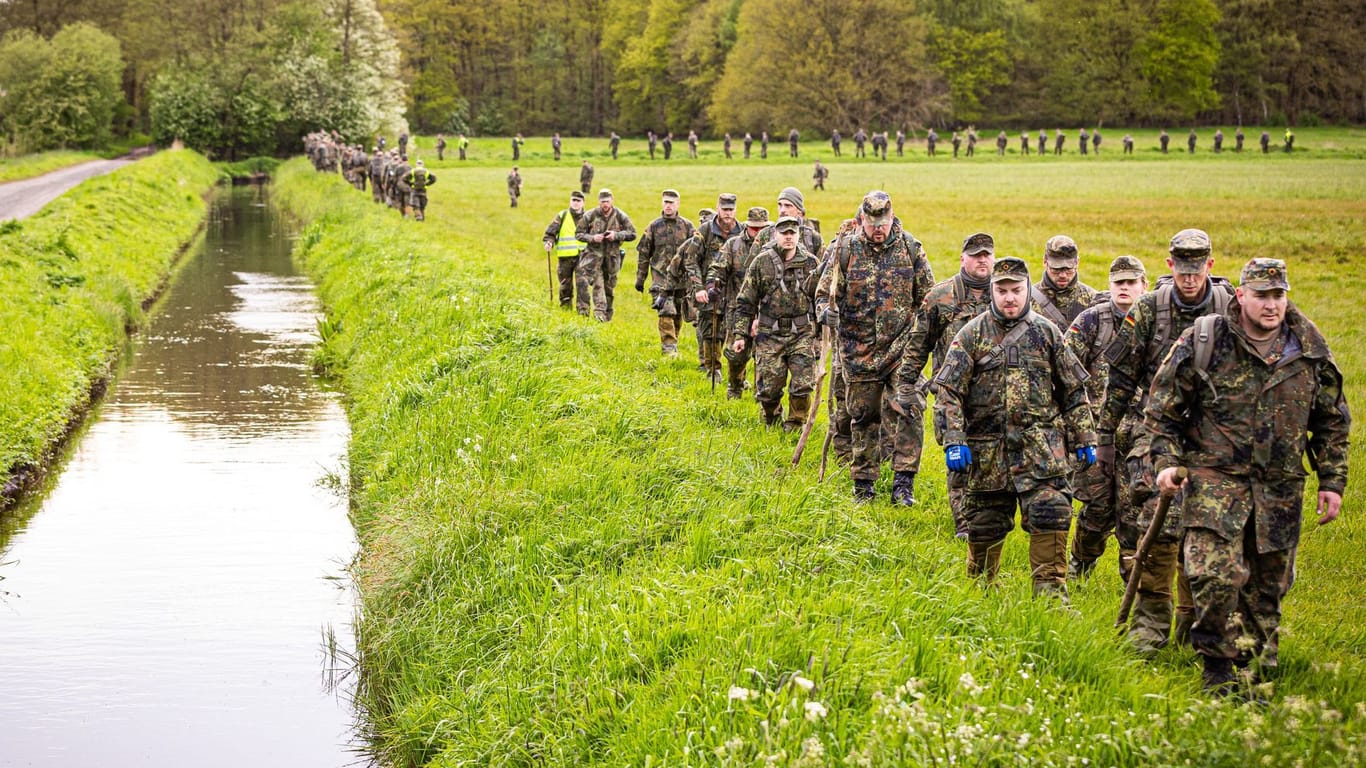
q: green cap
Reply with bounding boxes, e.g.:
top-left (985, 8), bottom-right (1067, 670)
top-left (662, 188), bottom-right (680, 201)
top-left (775, 215), bottom-right (801, 233)
top-left (717, 193), bottom-right (738, 209)
top-left (860, 190), bottom-right (893, 226)
top-left (1044, 235), bottom-right (1079, 267)
top-left (1108, 255), bottom-right (1146, 281)
top-left (962, 232), bottom-right (995, 255)
top-left (745, 207), bottom-right (769, 227)
top-left (991, 256), bottom-right (1030, 284)
top-left (1240, 258), bottom-right (1290, 291)
top-left (1169, 228), bottom-right (1212, 273)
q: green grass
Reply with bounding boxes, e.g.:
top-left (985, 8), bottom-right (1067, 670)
top-left (0, 149), bottom-right (220, 486)
top-left (395, 126), bottom-right (1366, 168)
top-left (275, 156), bottom-right (1366, 767)
top-left (0, 150), bottom-right (105, 183)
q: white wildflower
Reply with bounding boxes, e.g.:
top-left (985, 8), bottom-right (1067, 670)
top-left (804, 701), bottom-right (828, 721)
top-left (959, 671), bottom-right (984, 697)
top-left (791, 674), bottom-right (815, 692)
top-left (728, 685), bottom-right (757, 702)
top-left (508, 453), bottom-right (518, 463)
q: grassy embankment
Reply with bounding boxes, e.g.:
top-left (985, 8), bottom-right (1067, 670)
top-left (0, 150), bottom-right (105, 183)
top-left (0, 149), bottom-right (220, 500)
top-left (277, 155), bottom-right (1365, 767)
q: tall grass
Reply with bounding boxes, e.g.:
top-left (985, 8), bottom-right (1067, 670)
top-left (275, 156), bottom-right (1365, 767)
top-left (0, 150), bottom-right (104, 183)
top-left (0, 149), bottom-right (220, 489)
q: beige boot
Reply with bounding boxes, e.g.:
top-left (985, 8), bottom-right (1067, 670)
top-left (783, 394), bottom-right (811, 432)
top-left (967, 538), bottom-right (1005, 584)
top-left (1030, 531), bottom-right (1070, 598)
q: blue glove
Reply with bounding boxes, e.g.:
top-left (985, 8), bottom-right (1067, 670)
top-left (1076, 446), bottom-right (1097, 467)
top-left (945, 444), bottom-right (973, 472)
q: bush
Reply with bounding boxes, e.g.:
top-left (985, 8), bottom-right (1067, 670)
top-left (0, 23), bottom-right (125, 152)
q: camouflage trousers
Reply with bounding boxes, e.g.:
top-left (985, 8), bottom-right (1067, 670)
top-left (407, 191), bottom-right (428, 217)
top-left (964, 477), bottom-right (1073, 543)
top-left (1125, 455), bottom-right (1195, 652)
top-left (754, 331), bottom-right (817, 425)
top-left (1184, 520), bottom-right (1294, 666)
top-left (829, 364), bottom-right (852, 462)
top-left (654, 289), bottom-right (686, 347)
top-left (575, 251), bottom-right (621, 321)
top-left (1072, 421), bottom-right (1136, 566)
top-left (371, 177), bottom-right (384, 203)
top-left (556, 256), bottom-right (579, 308)
top-left (696, 308), bottom-right (725, 372)
top-left (846, 374), bottom-right (921, 483)
top-left (724, 328), bottom-right (753, 394)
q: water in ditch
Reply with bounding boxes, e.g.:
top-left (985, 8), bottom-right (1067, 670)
top-left (0, 184), bottom-right (362, 767)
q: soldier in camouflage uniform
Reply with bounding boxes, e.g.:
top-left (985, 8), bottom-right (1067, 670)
top-left (931, 257), bottom-right (1097, 597)
top-left (1064, 255), bottom-right (1147, 577)
top-left (731, 216), bottom-right (821, 429)
top-left (404, 160), bottom-right (436, 221)
top-left (575, 189), bottom-right (637, 322)
top-left (1032, 235), bottom-right (1098, 330)
top-left (1101, 228), bottom-right (1235, 653)
top-left (506, 166), bottom-right (521, 208)
top-left (675, 193), bottom-right (739, 380)
top-left (815, 191), bottom-right (935, 504)
top-left (747, 188), bottom-right (823, 264)
top-left (580, 161), bottom-right (594, 195)
top-left (813, 161), bottom-right (828, 191)
top-left (389, 154), bottom-right (412, 216)
top-left (1144, 258), bottom-right (1349, 693)
top-left (635, 189), bottom-right (695, 352)
top-left (369, 147), bottom-right (386, 204)
top-left (711, 207), bottom-right (769, 398)
top-left (818, 216), bottom-right (863, 462)
top-left (896, 232), bottom-right (996, 534)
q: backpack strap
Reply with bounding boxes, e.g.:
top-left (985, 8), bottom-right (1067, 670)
top-left (975, 320), bottom-right (1033, 370)
top-left (1152, 284), bottom-right (1174, 354)
top-left (1096, 305), bottom-right (1117, 352)
top-left (1191, 313), bottom-right (1219, 374)
top-left (1034, 290), bottom-right (1067, 327)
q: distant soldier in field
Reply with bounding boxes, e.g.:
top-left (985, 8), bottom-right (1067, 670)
top-left (1160, 129), bottom-right (1170, 153)
top-left (724, 132), bottom-right (733, 159)
top-left (1038, 128), bottom-right (1047, 156)
top-left (711, 206), bottom-right (770, 398)
top-left (931, 257), bottom-right (1097, 597)
top-left (1065, 255), bottom-right (1147, 577)
top-left (952, 130), bottom-right (962, 158)
top-left (813, 160), bottom-right (829, 191)
top-left (919, 129), bottom-right (932, 157)
top-left (1054, 129), bottom-right (1065, 155)
top-left (648, 130), bottom-right (657, 160)
top-left (1079, 127), bottom-right (1089, 155)
top-left (788, 128), bottom-right (800, 157)
top-left (663, 132), bottom-right (674, 160)
top-left (609, 131), bottom-right (621, 159)
top-left (967, 127), bottom-right (978, 157)
top-left (552, 132), bottom-right (562, 161)
top-left (404, 160), bottom-right (436, 221)
top-left (389, 154), bottom-right (412, 216)
top-left (1188, 128), bottom-right (1197, 153)
top-left (1123, 134), bottom-right (1134, 154)
top-left (369, 147), bottom-right (386, 203)
top-left (1032, 235), bottom-right (1099, 330)
top-left (1284, 127), bottom-right (1294, 152)
top-left (878, 131), bottom-right (890, 159)
top-left (1020, 131), bottom-right (1030, 155)
top-left (676, 193), bottom-right (739, 380)
top-left (1102, 228), bottom-right (1236, 654)
top-left (1092, 128), bottom-right (1101, 154)
top-left (435, 133), bottom-right (446, 161)
top-left (896, 129), bottom-right (906, 157)
top-left (1260, 130), bottom-right (1270, 153)
top-left (816, 191), bottom-right (934, 504)
top-left (1235, 127), bottom-right (1245, 152)
top-left (576, 188), bottom-right (637, 322)
top-left (996, 131), bottom-right (1008, 156)
top-left (831, 128), bottom-right (842, 156)
top-left (732, 216), bottom-right (821, 429)
top-left (636, 189), bottom-right (696, 356)
top-left (743, 131), bottom-right (753, 158)
top-left (458, 133), bottom-right (469, 160)
top-left (398, 131), bottom-right (409, 160)
top-left (688, 130), bottom-right (699, 159)
top-left (1144, 257), bottom-right (1349, 695)
top-left (512, 133), bottom-right (524, 161)
top-left (1213, 129), bottom-right (1224, 153)
top-left (897, 232), bottom-right (996, 536)
top-left (506, 166), bottom-right (522, 208)
top-left (854, 127), bottom-right (867, 158)
top-left (579, 160), bottom-right (594, 195)
top-left (542, 190), bottom-right (588, 309)
top-left (760, 130), bottom-right (769, 158)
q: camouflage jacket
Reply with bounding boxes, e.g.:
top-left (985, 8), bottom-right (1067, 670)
top-left (506, 171), bottom-right (520, 192)
top-left (932, 308), bottom-right (1097, 493)
top-left (1100, 276), bottom-right (1234, 434)
top-left (1144, 303), bottom-right (1350, 552)
top-left (1031, 276), bottom-right (1098, 330)
top-left (731, 244), bottom-right (821, 338)
top-left (575, 207), bottom-right (637, 259)
top-left (747, 222), bottom-right (824, 263)
top-left (635, 214), bottom-right (695, 289)
top-left (670, 218), bottom-right (739, 306)
top-left (579, 164), bottom-right (594, 184)
top-left (708, 228), bottom-right (762, 317)
top-left (1064, 299), bottom-right (1125, 420)
top-left (814, 221), bottom-right (934, 382)
top-left (896, 271), bottom-right (991, 388)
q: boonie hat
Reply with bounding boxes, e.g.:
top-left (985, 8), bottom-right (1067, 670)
top-left (1240, 258), bottom-right (1290, 291)
top-left (745, 207), bottom-right (770, 227)
top-left (962, 232), bottom-right (995, 255)
top-left (774, 215), bottom-right (801, 234)
top-left (991, 257), bottom-right (1030, 284)
top-left (861, 190), bottom-right (893, 227)
top-left (1044, 235), bottom-right (1079, 268)
top-left (717, 193), bottom-right (738, 210)
top-left (1108, 255), bottom-right (1145, 281)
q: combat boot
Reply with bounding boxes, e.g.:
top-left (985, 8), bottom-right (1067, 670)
top-left (966, 538), bottom-right (1004, 584)
top-left (1068, 527), bottom-right (1106, 579)
top-left (761, 401), bottom-right (782, 427)
top-left (853, 480), bottom-right (875, 503)
top-left (1173, 608), bottom-right (1194, 647)
top-left (891, 471), bottom-right (916, 506)
top-left (1201, 655), bottom-right (1237, 696)
top-left (661, 342), bottom-right (679, 357)
top-left (1029, 531), bottom-right (1070, 599)
top-left (783, 394), bottom-right (811, 432)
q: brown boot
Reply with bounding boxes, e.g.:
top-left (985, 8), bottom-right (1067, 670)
top-left (761, 401), bottom-right (782, 427)
top-left (967, 538), bottom-right (1005, 584)
top-left (1029, 531), bottom-right (1070, 598)
top-left (783, 394), bottom-right (811, 431)
top-left (1068, 527), bottom-right (1107, 579)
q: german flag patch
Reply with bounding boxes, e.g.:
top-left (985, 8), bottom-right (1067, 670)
top-left (1123, 314), bottom-right (1137, 327)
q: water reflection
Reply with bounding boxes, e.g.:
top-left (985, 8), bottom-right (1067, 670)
top-left (0, 186), bottom-right (362, 767)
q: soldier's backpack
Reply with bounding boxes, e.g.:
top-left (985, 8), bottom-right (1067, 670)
top-left (1191, 313), bottom-right (1220, 375)
top-left (1149, 274), bottom-right (1234, 355)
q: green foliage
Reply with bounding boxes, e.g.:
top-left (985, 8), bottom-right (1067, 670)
top-left (275, 154), bottom-right (1366, 767)
top-left (0, 149), bottom-right (219, 483)
top-left (929, 26), bottom-right (1011, 124)
top-left (0, 23), bottom-right (124, 152)
top-left (1138, 0), bottom-right (1223, 121)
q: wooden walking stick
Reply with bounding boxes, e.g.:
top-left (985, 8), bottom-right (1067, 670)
top-left (546, 248), bottom-right (556, 306)
top-left (791, 324), bottom-right (830, 467)
top-left (1116, 467), bottom-right (1188, 629)
top-left (795, 247), bottom-right (843, 470)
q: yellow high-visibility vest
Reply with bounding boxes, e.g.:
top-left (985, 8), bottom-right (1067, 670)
top-left (556, 211), bottom-right (585, 257)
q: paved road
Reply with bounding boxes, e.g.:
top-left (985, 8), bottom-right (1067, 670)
top-left (0, 158), bottom-right (134, 221)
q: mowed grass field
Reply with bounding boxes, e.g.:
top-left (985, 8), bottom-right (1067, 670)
top-left (275, 153), bottom-right (1366, 767)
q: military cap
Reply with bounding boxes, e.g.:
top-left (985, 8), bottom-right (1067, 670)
top-left (698, 208), bottom-right (716, 222)
top-left (570, 190), bottom-right (584, 201)
top-left (1108, 255), bottom-right (1146, 281)
top-left (661, 188), bottom-right (680, 201)
top-left (1043, 235), bottom-right (1079, 268)
top-left (860, 190), bottom-right (893, 227)
top-left (717, 193), bottom-right (738, 209)
top-left (745, 207), bottom-right (770, 227)
top-left (991, 256), bottom-right (1030, 284)
top-left (1169, 228), bottom-right (1212, 274)
top-left (962, 232), bottom-right (995, 255)
top-left (598, 188), bottom-right (613, 200)
top-left (1240, 258), bottom-right (1290, 291)
top-left (774, 215), bottom-right (801, 233)
top-left (777, 186), bottom-right (805, 212)
top-left (415, 159), bottom-right (424, 167)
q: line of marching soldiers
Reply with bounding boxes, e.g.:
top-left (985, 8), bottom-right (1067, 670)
top-left (303, 131), bottom-right (437, 221)
top-left (544, 184), bottom-right (1350, 697)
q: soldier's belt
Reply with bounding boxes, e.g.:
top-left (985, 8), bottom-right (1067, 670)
top-left (758, 313), bottom-right (812, 333)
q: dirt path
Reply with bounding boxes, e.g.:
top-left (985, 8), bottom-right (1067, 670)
top-left (0, 158), bottom-right (135, 221)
